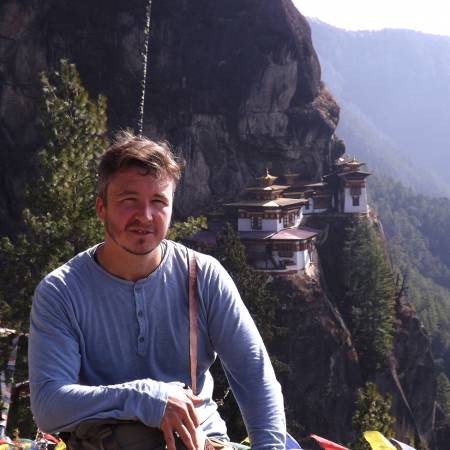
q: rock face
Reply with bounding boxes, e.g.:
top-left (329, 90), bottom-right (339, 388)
top-left (0, 0), bottom-right (342, 233)
top-left (273, 282), bottom-right (362, 443)
top-left (384, 295), bottom-right (437, 444)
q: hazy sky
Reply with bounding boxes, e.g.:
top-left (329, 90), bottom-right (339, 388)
top-left (293, 0), bottom-right (450, 36)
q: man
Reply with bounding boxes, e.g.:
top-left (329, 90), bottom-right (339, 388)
top-left (29, 132), bottom-right (286, 450)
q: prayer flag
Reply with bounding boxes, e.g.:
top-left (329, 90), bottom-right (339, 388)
top-left (41, 434), bottom-right (59, 445)
top-left (363, 431), bottom-right (396, 450)
top-left (54, 442), bottom-right (67, 450)
top-left (309, 434), bottom-right (348, 450)
top-left (389, 438), bottom-right (416, 450)
top-left (0, 336), bottom-right (20, 439)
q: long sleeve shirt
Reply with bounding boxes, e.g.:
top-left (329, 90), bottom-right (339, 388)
top-left (29, 240), bottom-right (286, 450)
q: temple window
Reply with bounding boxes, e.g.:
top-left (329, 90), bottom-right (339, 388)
top-left (251, 216), bottom-right (262, 230)
top-left (352, 196), bottom-right (360, 206)
top-left (277, 244), bottom-right (294, 258)
top-left (283, 214), bottom-right (295, 228)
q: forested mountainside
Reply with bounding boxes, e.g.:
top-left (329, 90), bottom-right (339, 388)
top-left (0, 1), bottom-right (446, 448)
top-left (307, 19), bottom-right (450, 198)
top-left (369, 177), bottom-right (450, 397)
top-left (303, 14), bottom-right (450, 412)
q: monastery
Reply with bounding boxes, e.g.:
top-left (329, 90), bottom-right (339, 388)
top-left (189, 156), bottom-right (370, 276)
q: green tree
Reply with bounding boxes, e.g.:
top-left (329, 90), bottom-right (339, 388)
top-left (351, 382), bottom-right (395, 450)
top-left (213, 222), bottom-right (277, 342)
top-left (0, 59), bottom-right (108, 436)
top-left (166, 216), bottom-right (207, 242)
top-left (370, 175), bottom-right (450, 378)
top-left (0, 59), bottom-right (108, 331)
top-left (437, 372), bottom-right (450, 417)
top-left (343, 219), bottom-right (396, 376)
top-left (211, 223), bottom-right (282, 440)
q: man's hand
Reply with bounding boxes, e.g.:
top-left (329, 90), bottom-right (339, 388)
top-left (160, 385), bottom-right (204, 450)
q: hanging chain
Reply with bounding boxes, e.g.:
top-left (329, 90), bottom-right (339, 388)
top-left (137, 0), bottom-right (153, 136)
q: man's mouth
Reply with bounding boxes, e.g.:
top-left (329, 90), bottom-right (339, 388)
top-left (128, 228), bottom-right (154, 235)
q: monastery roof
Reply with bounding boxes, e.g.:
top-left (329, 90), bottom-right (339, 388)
top-left (244, 184), bottom-right (289, 192)
top-left (336, 170), bottom-right (371, 178)
top-left (270, 227), bottom-right (319, 240)
top-left (239, 226), bottom-right (319, 241)
top-left (188, 226), bottom-right (320, 245)
top-left (282, 191), bottom-right (307, 197)
top-left (303, 181), bottom-right (328, 188)
top-left (335, 156), bottom-right (364, 166)
top-left (225, 197), bottom-right (306, 208)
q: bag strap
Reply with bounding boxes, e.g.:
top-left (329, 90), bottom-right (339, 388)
top-left (187, 248), bottom-right (198, 395)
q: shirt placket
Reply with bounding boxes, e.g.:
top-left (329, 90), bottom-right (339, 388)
top-left (134, 282), bottom-right (147, 355)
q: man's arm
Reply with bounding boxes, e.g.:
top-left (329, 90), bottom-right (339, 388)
top-left (30, 279), bottom-right (206, 450)
top-left (198, 258), bottom-right (286, 450)
top-left (29, 283), bottom-right (172, 433)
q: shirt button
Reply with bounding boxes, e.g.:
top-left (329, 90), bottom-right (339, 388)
top-left (137, 311), bottom-right (143, 317)
top-left (139, 336), bottom-right (144, 343)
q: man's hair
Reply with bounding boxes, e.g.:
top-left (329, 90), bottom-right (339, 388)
top-left (98, 131), bottom-right (184, 202)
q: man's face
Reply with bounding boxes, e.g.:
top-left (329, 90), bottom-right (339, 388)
top-left (96, 166), bottom-right (174, 256)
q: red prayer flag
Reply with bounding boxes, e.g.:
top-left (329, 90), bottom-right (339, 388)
top-left (42, 434), bottom-right (59, 445)
top-left (309, 434), bottom-right (349, 450)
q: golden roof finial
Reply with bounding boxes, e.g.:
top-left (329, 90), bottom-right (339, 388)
top-left (256, 168), bottom-right (278, 187)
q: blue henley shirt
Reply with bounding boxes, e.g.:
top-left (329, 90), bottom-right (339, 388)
top-left (29, 240), bottom-right (285, 449)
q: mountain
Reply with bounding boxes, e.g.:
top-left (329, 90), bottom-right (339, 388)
top-left (0, 0), bottom-right (342, 235)
top-left (307, 19), bottom-right (450, 198)
top-left (368, 176), bottom-right (450, 372)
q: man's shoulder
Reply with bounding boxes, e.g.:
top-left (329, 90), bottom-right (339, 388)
top-left (36, 245), bottom-right (98, 295)
top-left (165, 240), bottom-right (222, 273)
top-left (164, 240), bottom-right (232, 292)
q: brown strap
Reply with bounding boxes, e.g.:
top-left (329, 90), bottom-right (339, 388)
top-left (188, 248), bottom-right (198, 395)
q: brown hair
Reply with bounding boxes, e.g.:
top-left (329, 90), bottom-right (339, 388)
top-left (98, 131), bottom-right (184, 202)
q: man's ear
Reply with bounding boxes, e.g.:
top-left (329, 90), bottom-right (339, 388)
top-left (96, 197), bottom-right (106, 223)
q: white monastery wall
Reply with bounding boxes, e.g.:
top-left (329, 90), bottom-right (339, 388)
top-left (238, 218), bottom-right (252, 231)
top-left (343, 187), bottom-right (369, 214)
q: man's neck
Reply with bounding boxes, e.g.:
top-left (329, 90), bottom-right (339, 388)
top-left (95, 241), bottom-right (162, 282)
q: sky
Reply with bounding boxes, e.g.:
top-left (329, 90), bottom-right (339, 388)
top-left (293, 0), bottom-right (450, 37)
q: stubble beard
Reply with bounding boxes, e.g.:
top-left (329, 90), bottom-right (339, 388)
top-left (104, 217), bottom-right (160, 256)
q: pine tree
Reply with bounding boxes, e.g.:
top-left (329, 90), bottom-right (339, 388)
top-left (0, 60), bottom-right (107, 331)
top-left (166, 216), bottom-right (207, 242)
top-left (214, 222), bottom-right (277, 342)
top-left (437, 372), bottom-right (450, 417)
top-left (343, 219), bottom-right (396, 376)
top-left (0, 59), bottom-right (108, 436)
top-left (351, 382), bottom-right (395, 450)
top-left (211, 223), bottom-right (281, 440)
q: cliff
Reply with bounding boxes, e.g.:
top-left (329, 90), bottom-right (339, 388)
top-left (308, 214), bottom-right (437, 447)
top-left (0, 0), bottom-right (343, 234)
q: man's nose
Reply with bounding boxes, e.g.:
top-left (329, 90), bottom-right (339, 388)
top-left (136, 202), bottom-right (154, 222)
